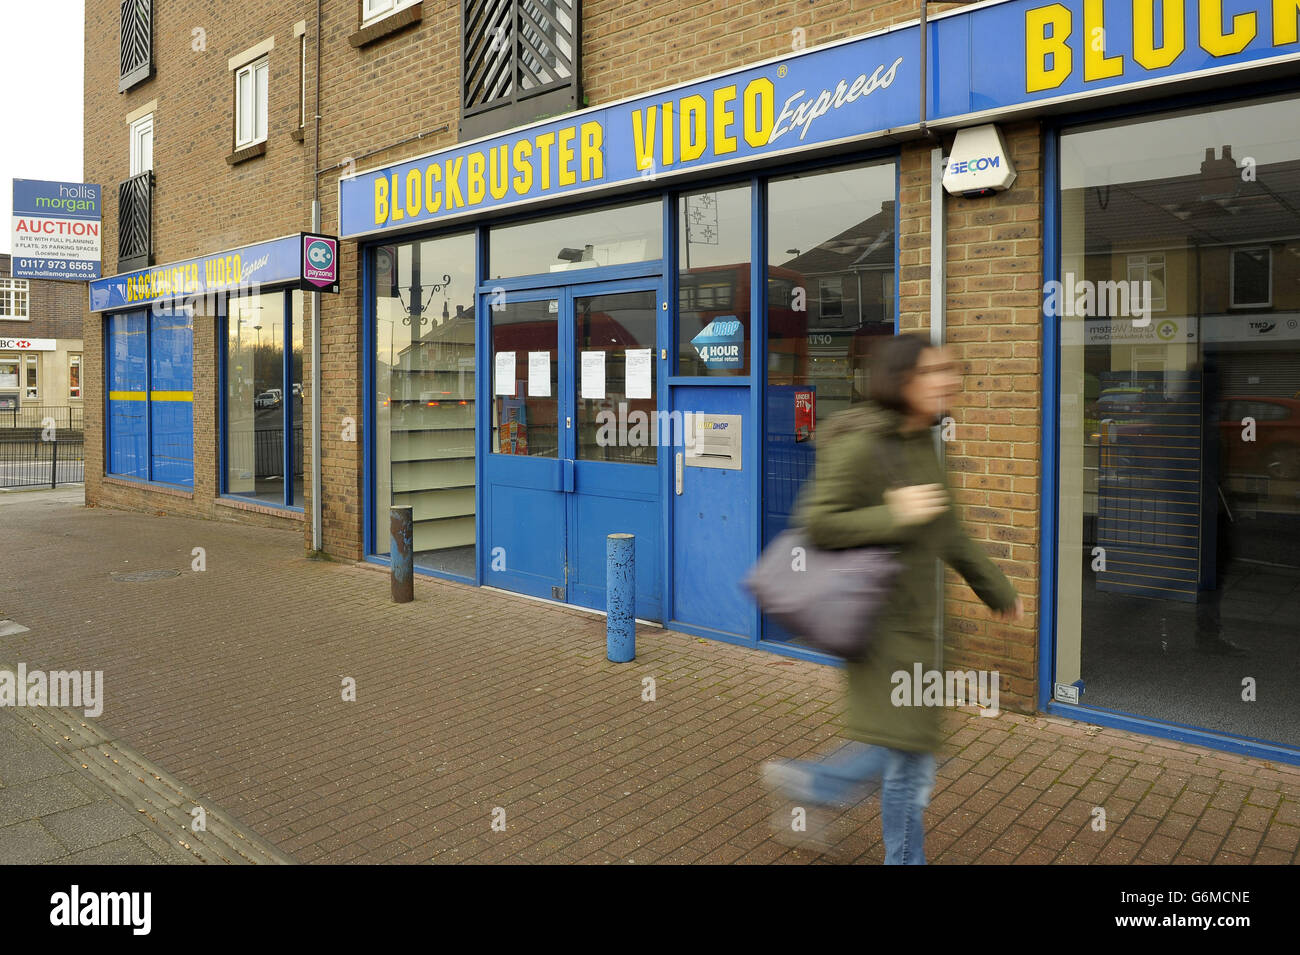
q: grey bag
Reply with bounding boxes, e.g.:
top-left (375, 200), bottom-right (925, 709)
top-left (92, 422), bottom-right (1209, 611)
top-left (743, 529), bottom-right (901, 660)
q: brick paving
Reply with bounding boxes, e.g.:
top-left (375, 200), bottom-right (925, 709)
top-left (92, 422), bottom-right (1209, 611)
top-left (1, 487), bottom-right (1298, 864)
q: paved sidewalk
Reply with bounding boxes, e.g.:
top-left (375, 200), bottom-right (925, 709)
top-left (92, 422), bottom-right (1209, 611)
top-left (1, 489), bottom-right (1298, 864)
top-left (0, 705), bottom-right (195, 864)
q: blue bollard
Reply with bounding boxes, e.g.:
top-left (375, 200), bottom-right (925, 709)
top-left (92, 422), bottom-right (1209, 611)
top-left (390, 505), bottom-right (414, 603)
top-left (606, 533), bottom-right (635, 662)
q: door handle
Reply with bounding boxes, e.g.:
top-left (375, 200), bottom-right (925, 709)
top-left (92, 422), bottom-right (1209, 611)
top-left (675, 452), bottom-right (683, 495)
top-left (566, 416), bottom-right (571, 428)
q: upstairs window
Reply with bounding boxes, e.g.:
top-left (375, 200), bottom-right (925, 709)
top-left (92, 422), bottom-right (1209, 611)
top-left (0, 278), bottom-right (30, 319)
top-left (129, 114), bottom-right (154, 176)
top-left (363, 0), bottom-right (420, 26)
top-left (235, 57), bottom-right (269, 150)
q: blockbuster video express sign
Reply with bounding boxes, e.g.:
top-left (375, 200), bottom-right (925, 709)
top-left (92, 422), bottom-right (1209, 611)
top-left (339, 0), bottom-right (1300, 239)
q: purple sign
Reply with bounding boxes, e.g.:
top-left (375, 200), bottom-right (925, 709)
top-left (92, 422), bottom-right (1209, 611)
top-left (302, 234), bottom-right (338, 292)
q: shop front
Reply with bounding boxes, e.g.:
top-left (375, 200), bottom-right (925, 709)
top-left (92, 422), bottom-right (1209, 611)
top-left (88, 234), bottom-right (329, 512)
top-left (339, 0), bottom-right (1300, 758)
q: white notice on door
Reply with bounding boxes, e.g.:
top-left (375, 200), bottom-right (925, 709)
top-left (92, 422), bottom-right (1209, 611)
top-left (528, 351), bottom-right (551, 397)
top-left (581, 351), bottom-right (606, 399)
top-left (625, 348), bottom-right (652, 399)
top-left (494, 351), bottom-right (516, 395)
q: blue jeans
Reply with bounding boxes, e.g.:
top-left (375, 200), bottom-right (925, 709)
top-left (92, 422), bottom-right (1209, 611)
top-left (784, 741), bottom-right (937, 865)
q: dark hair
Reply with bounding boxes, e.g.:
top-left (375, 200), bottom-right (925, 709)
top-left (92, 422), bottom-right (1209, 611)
top-left (868, 333), bottom-right (932, 412)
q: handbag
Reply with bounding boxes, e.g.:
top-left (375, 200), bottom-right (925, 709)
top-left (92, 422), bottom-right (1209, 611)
top-left (744, 412), bottom-right (904, 659)
top-left (743, 529), bottom-right (901, 660)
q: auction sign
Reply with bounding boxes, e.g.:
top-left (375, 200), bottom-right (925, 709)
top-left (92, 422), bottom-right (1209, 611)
top-left (11, 179), bottom-right (102, 281)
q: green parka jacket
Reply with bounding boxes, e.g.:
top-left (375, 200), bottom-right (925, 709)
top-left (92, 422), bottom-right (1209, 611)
top-left (794, 401), bottom-right (1018, 753)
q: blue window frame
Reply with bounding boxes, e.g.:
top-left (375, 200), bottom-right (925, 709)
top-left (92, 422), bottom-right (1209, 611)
top-left (105, 309), bottom-right (194, 487)
top-left (220, 289), bottom-right (304, 509)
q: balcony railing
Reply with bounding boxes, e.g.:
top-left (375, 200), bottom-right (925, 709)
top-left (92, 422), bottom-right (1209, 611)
top-left (118, 171), bottom-right (153, 273)
top-left (461, 0), bottom-right (580, 140)
top-left (120, 0), bottom-right (153, 91)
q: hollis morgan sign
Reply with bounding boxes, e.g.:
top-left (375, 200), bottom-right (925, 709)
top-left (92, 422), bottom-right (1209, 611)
top-left (339, 0), bottom-right (1300, 239)
top-left (11, 180), bottom-right (102, 281)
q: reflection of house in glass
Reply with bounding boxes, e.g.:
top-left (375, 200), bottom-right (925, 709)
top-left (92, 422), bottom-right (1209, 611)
top-left (768, 200), bottom-right (897, 418)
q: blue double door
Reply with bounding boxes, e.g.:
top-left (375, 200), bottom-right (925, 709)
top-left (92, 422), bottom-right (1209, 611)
top-left (483, 278), bottom-right (665, 620)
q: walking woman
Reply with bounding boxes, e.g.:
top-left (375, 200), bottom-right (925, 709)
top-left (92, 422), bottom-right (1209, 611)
top-left (763, 333), bottom-right (1023, 864)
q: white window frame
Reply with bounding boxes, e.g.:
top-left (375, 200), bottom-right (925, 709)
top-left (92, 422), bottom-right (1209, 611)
top-left (1125, 252), bottom-right (1167, 313)
top-left (1230, 247), bottom-right (1272, 308)
top-left (69, 353), bottom-right (82, 400)
top-left (235, 56), bottom-right (270, 149)
top-left (129, 114), bottom-right (154, 176)
top-left (362, 0), bottom-right (419, 27)
top-left (818, 276), bottom-right (845, 321)
top-left (0, 356), bottom-right (18, 390)
top-left (0, 278), bottom-right (30, 319)
top-left (24, 354), bottom-right (38, 400)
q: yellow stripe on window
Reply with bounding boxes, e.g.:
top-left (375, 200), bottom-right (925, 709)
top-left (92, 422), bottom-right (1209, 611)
top-left (108, 390), bottom-right (146, 401)
top-left (149, 391), bottom-right (194, 402)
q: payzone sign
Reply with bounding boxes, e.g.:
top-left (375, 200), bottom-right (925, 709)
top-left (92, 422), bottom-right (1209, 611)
top-left (11, 179), bottom-right (102, 281)
top-left (300, 234), bottom-right (339, 293)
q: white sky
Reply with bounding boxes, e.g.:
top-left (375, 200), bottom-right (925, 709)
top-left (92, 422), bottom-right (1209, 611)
top-left (1, 0), bottom-right (85, 254)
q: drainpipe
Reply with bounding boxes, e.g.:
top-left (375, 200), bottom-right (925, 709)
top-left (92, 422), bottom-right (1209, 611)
top-left (931, 144), bottom-right (947, 668)
top-left (311, 0), bottom-right (323, 553)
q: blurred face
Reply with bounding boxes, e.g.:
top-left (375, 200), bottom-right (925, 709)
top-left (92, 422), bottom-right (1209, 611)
top-left (900, 346), bottom-right (960, 420)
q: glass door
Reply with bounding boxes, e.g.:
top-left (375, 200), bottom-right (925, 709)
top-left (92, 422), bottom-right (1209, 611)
top-left (481, 280), bottom-right (665, 619)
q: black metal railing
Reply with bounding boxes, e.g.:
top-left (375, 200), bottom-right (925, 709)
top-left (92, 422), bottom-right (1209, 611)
top-left (120, 0), bottom-right (153, 91)
top-left (0, 405), bottom-right (84, 433)
top-left (0, 437), bottom-right (84, 490)
top-left (461, 0), bottom-right (579, 138)
top-left (119, 171), bottom-right (153, 272)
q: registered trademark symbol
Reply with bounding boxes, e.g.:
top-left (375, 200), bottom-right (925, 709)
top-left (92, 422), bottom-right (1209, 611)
top-left (777, 64), bottom-right (788, 77)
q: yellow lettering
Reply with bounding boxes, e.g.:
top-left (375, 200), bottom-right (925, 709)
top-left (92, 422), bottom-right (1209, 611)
top-left (580, 122), bottom-right (604, 182)
top-left (1200, 0), bottom-right (1255, 55)
top-left (680, 94), bottom-right (707, 162)
top-left (713, 85), bottom-right (738, 155)
top-left (1277, 0), bottom-right (1300, 44)
top-left (445, 157), bottom-right (464, 209)
top-left (744, 78), bottom-right (774, 147)
top-left (1084, 0), bottom-right (1122, 79)
top-left (375, 176), bottom-right (390, 225)
top-left (558, 127), bottom-right (577, 186)
top-left (426, 163), bottom-right (443, 213)
top-left (513, 140), bottom-right (533, 194)
top-left (662, 102), bottom-right (675, 167)
top-left (632, 107), bottom-right (658, 173)
top-left (1134, 0), bottom-right (1185, 69)
top-left (406, 168), bottom-right (422, 218)
top-left (467, 151), bottom-right (486, 205)
top-left (390, 173), bottom-right (404, 221)
top-left (535, 132), bottom-right (556, 190)
top-left (488, 145), bottom-right (509, 199)
top-left (1026, 4), bottom-right (1073, 92)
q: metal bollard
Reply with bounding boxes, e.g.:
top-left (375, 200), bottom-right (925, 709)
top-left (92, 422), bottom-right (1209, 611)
top-left (606, 533), bottom-right (635, 662)
top-left (390, 505), bottom-right (414, 603)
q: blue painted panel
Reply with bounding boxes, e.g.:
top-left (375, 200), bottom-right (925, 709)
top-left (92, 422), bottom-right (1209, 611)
top-left (149, 313), bottom-right (195, 487)
top-left (671, 385), bottom-right (753, 637)
top-left (106, 312), bottom-right (148, 480)
top-left (484, 468), bottom-right (567, 598)
top-left (569, 461), bottom-right (661, 619)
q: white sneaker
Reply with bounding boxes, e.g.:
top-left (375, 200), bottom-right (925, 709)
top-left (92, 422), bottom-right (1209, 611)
top-left (761, 760), bottom-right (815, 802)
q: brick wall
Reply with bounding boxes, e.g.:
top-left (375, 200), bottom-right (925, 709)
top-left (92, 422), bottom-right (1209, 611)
top-left (0, 254), bottom-right (87, 341)
top-left (897, 124), bottom-right (1043, 713)
top-left (83, 0), bottom-right (315, 526)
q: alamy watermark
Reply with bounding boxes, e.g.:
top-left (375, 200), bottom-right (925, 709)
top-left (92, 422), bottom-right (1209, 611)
top-left (1044, 274), bottom-right (1153, 326)
top-left (890, 664), bottom-right (1000, 717)
top-left (0, 664), bottom-right (103, 718)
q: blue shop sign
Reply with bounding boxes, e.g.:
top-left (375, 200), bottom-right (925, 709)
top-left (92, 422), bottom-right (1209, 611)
top-left (88, 233), bottom-right (340, 312)
top-left (339, 0), bottom-right (1300, 239)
